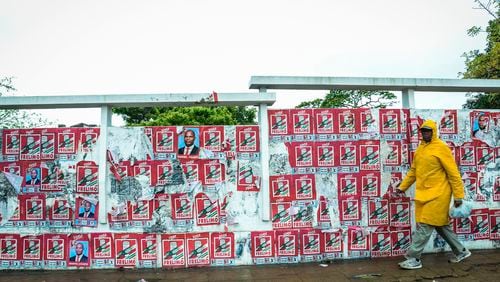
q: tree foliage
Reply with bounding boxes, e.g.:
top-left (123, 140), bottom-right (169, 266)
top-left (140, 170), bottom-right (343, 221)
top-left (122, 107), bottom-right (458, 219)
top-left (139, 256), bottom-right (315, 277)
top-left (461, 1), bottom-right (499, 109)
top-left (0, 77), bottom-right (49, 129)
top-left (113, 106), bottom-right (257, 126)
top-left (296, 89), bottom-right (397, 109)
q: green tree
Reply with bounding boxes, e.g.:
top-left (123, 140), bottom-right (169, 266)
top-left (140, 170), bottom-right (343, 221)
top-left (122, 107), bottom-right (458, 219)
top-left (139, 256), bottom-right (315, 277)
top-left (113, 106), bottom-right (257, 126)
top-left (461, 1), bottom-right (499, 109)
top-left (0, 77), bottom-right (49, 128)
top-left (296, 89), bottom-right (397, 109)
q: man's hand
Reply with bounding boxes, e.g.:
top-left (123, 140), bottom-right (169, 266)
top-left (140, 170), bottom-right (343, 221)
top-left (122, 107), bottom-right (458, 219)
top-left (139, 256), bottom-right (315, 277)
top-left (391, 188), bottom-right (405, 198)
top-left (454, 199), bottom-right (463, 208)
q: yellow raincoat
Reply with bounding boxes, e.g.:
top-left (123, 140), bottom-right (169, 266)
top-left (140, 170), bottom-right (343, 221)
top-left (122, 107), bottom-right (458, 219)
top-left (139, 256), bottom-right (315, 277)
top-left (399, 119), bottom-right (464, 226)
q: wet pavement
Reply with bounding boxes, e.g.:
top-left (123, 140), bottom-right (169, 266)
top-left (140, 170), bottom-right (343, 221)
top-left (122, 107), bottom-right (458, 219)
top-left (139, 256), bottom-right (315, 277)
top-left (0, 250), bottom-right (498, 282)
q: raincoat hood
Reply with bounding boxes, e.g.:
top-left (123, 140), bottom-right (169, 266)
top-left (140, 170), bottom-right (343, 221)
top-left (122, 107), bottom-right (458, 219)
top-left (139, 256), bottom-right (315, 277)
top-left (419, 119), bottom-right (438, 143)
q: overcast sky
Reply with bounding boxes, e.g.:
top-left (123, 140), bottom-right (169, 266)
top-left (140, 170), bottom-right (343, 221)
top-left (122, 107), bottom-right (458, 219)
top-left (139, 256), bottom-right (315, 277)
top-left (0, 0), bottom-right (493, 126)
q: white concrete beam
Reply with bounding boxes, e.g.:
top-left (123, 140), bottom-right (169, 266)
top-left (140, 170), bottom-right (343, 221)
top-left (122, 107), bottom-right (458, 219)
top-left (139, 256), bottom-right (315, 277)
top-left (258, 89), bottom-right (271, 222)
top-left (402, 89), bottom-right (415, 109)
top-left (249, 76), bottom-right (500, 92)
top-left (0, 92), bottom-right (276, 109)
top-left (98, 105), bottom-right (112, 224)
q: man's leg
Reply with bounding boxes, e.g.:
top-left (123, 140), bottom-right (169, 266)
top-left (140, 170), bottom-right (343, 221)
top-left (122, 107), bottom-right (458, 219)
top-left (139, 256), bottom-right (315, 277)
top-left (406, 223), bottom-right (434, 259)
top-left (435, 224), bottom-right (471, 263)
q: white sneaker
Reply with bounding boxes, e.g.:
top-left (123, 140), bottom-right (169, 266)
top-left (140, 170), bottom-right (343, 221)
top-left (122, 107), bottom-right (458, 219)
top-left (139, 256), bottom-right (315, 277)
top-left (399, 258), bottom-right (422, 269)
top-left (449, 249), bottom-right (471, 263)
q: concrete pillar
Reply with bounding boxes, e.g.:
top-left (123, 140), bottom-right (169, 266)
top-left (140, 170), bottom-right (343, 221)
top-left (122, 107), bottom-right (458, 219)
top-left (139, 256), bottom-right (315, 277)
top-left (98, 105), bottom-right (112, 224)
top-left (258, 88), bottom-right (270, 221)
top-left (402, 89), bottom-right (415, 108)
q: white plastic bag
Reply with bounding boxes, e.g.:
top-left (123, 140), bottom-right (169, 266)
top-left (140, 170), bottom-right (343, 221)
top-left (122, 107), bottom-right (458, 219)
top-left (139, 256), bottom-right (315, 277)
top-left (449, 200), bottom-right (472, 218)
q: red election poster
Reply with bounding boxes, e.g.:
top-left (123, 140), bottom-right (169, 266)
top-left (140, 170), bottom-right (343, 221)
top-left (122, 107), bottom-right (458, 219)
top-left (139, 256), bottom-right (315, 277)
top-left (78, 128), bottom-right (99, 153)
top-left (90, 233), bottom-right (114, 268)
top-left (138, 233), bottom-right (157, 268)
top-left (0, 161), bottom-right (22, 176)
top-left (143, 127), bottom-right (153, 144)
top-left (379, 109), bottom-right (401, 135)
top-left (359, 140), bottom-right (380, 170)
top-left (130, 200), bottom-right (154, 224)
top-left (268, 109), bottom-right (290, 136)
top-left (171, 193), bottom-right (193, 220)
top-left (489, 209), bottom-right (500, 240)
top-left (359, 109), bottom-right (377, 133)
top-left (23, 161), bottom-right (41, 192)
top-left (180, 159), bottom-right (200, 183)
top-left (391, 229), bottom-right (411, 257)
top-left (21, 193), bottom-right (46, 221)
top-left (200, 126), bottom-right (224, 152)
top-left (290, 108), bottom-right (313, 136)
top-left (477, 173), bottom-right (487, 202)
top-left (44, 234), bottom-right (67, 268)
top-left (367, 198), bottom-right (389, 226)
top-left (459, 142), bottom-right (476, 167)
top-left (347, 227), bottom-right (369, 254)
top-left (74, 196), bottom-right (98, 227)
top-left (186, 232), bottom-right (210, 267)
top-left (292, 202), bottom-right (314, 229)
top-left (338, 141), bottom-right (359, 167)
top-left (384, 141), bottom-right (402, 167)
top-left (476, 141), bottom-right (495, 169)
top-left (76, 161), bottom-right (99, 193)
top-left (408, 117), bottom-right (423, 143)
top-left (446, 141), bottom-right (459, 164)
top-left (2, 129), bottom-right (21, 156)
top-left (161, 234), bottom-right (186, 268)
top-left (67, 233), bottom-right (91, 267)
top-left (237, 162), bottom-right (259, 192)
top-left (337, 109), bottom-right (358, 134)
top-left (494, 176), bottom-right (500, 202)
top-left (317, 196), bottom-right (331, 226)
top-left (454, 217), bottom-right (473, 240)
top-left (19, 129), bottom-right (41, 161)
top-left (251, 231), bottom-right (275, 264)
top-left (299, 229), bottom-right (322, 262)
top-left (287, 142), bottom-right (315, 168)
top-left (115, 233), bottom-right (138, 268)
top-left (57, 128), bottom-right (78, 155)
top-left (194, 193), bottom-right (220, 226)
top-left (471, 208), bottom-right (490, 240)
top-left (314, 142), bottom-right (337, 167)
top-left (49, 199), bottom-right (72, 225)
top-left (322, 229), bottom-right (343, 259)
top-left (270, 175), bottom-right (293, 202)
top-left (462, 172), bottom-right (478, 198)
top-left (210, 232), bottom-right (235, 266)
top-left (360, 171), bottom-right (381, 198)
top-left (202, 159), bottom-right (225, 186)
top-left (313, 108), bottom-right (336, 135)
top-left (108, 204), bottom-right (130, 229)
top-left (40, 129), bottom-right (57, 160)
top-left (338, 173), bottom-right (360, 198)
top-left (152, 126), bottom-right (177, 154)
top-left (339, 198), bottom-right (361, 222)
top-left (156, 160), bottom-right (175, 186)
top-left (132, 160), bottom-right (153, 185)
top-left (275, 229), bottom-right (299, 263)
top-left (370, 227), bottom-right (392, 258)
top-left (40, 162), bottom-right (64, 192)
top-left (439, 110), bottom-right (458, 135)
top-left (22, 234), bottom-right (43, 268)
top-left (292, 174), bottom-right (316, 201)
top-left (0, 234), bottom-right (21, 268)
top-left (271, 202), bottom-right (292, 229)
top-left (236, 125), bottom-right (260, 153)
top-left (389, 198), bottom-right (411, 228)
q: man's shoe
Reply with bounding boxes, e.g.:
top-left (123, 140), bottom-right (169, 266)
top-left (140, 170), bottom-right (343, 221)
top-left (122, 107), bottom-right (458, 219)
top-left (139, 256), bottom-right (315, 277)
top-left (449, 249), bottom-right (471, 263)
top-left (399, 258), bottom-right (422, 269)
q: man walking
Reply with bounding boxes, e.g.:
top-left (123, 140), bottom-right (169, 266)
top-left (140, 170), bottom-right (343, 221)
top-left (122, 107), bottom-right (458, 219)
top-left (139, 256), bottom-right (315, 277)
top-left (395, 119), bottom-right (471, 269)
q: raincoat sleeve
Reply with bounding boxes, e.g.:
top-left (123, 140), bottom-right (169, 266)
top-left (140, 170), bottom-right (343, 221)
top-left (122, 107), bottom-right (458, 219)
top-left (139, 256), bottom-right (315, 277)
top-left (399, 161), bottom-right (416, 192)
top-left (438, 147), bottom-right (465, 200)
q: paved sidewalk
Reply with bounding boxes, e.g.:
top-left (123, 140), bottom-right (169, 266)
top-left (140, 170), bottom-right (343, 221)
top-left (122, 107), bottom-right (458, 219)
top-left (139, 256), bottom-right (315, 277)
top-left (0, 250), bottom-right (498, 281)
